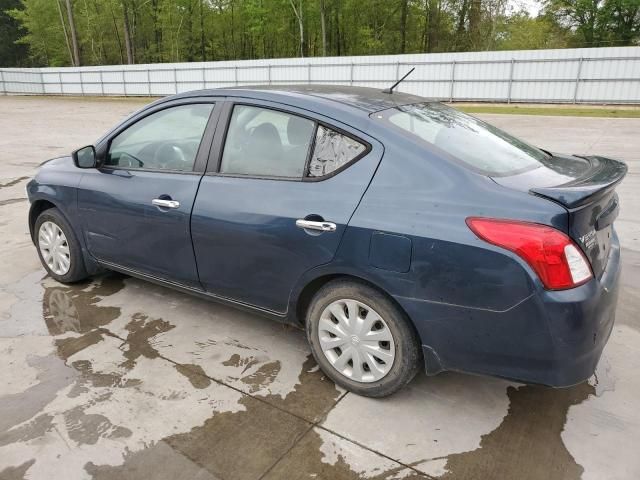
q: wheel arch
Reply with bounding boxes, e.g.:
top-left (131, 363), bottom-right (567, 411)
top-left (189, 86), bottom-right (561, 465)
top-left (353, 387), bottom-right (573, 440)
top-left (290, 271), bottom-right (413, 331)
top-left (28, 197), bottom-right (101, 275)
top-left (28, 199), bottom-right (59, 243)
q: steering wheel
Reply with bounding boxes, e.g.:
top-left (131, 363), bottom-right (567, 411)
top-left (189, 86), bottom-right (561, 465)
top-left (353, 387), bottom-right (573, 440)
top-left (154, 142), bottom-right (188, 170)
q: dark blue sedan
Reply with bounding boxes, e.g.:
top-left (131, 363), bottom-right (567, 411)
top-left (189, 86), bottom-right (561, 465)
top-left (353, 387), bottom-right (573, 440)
top-left (27, 86), bottom-right (626, 397)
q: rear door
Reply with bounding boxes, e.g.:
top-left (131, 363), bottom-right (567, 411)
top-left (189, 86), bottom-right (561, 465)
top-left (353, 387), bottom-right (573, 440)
top-left (78, 99), bottom-right (219, 287)
top-left (191, 99), bottom-right (383, 313)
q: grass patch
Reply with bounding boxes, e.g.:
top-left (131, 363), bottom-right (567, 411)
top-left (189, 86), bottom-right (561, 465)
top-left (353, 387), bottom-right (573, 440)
top-left (456, 105), bottom-right (640, 118)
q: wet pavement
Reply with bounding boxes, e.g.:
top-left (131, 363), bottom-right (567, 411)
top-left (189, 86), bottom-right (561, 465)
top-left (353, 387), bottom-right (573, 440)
top-left (1, 96), bottom-right (639, 480)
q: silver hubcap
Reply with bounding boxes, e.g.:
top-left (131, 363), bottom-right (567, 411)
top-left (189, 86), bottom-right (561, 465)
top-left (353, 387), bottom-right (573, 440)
top-left (38, 221), bottom-right (71, 276)
top-left (318, 299), bottom-right (395, 383)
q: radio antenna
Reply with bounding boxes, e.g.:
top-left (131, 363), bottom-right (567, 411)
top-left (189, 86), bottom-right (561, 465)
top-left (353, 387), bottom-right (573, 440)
top-left (382, 67), bottom-right (415, 94)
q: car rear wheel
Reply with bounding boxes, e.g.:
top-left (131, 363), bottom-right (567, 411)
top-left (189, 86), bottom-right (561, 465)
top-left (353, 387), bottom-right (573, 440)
top-left (35, 208), bottom-right (88, 283)
top-left (306, 279), bottom-right (422, 397)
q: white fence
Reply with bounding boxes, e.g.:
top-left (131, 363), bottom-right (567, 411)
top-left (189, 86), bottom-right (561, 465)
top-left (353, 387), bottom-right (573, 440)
top-left (1, 47), bottom-right (639, 104)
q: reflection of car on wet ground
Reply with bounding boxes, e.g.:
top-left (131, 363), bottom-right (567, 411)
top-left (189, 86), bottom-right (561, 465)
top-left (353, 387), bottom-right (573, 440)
top-left (26, 85), bottom-right (626, 397)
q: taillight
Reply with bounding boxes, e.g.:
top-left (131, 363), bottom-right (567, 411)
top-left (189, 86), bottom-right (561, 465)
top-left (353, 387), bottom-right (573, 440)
top-left (466, 217), bottom-right (593, 290)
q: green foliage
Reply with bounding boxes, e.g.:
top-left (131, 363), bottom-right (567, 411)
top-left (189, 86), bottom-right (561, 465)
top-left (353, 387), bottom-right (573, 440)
top-left (2, 0), bottom-right (639, 67)
top-left (496, 13), bottom-right (571, 50)
top-left (8, 0), bottom-right (70, 66)
top-left (0, 0), bottom-right (28, 66)
top-left (544, 0), bottom-right (640, 46)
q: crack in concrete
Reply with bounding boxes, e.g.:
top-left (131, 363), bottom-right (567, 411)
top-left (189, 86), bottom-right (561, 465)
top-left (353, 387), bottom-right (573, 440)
top-left (0, 176), bottom-right (29, 189)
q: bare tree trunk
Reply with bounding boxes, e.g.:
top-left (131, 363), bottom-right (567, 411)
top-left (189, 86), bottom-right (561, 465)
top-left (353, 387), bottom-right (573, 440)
top-left (429, 0), bottom-right (441, 52)
top-left (320, 0), bottom-right (327, 56)
top-left (335, 0), bottom-right (342, 55)
top-left (56, 0), bottom-right (75, 66)
top-left (200, 0), bottom-right (206, 60)
top-left (122, 0), bottom-right (134, 64)
top-left (152, 0), bottom-right (162, 61)
top-left (109, 4), bottom-right (124, 64)
top-left (186, 0), bottom-right (195, 61)
top-left (289, 0), bottom-right (304, 57)
top-left (400, 0), bottom-right (408, 53)
top-left (468, 0), bottom-right (482, 50)
top-left (64, 0), bottom-right (81, 65)
top-left (455, 0), bottom-right (469, 50)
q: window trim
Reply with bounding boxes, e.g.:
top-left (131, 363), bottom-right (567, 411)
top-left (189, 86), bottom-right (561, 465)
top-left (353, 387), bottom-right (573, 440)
top-left (207, 100), bottom-right (371, 182)
top-left (98, 99), bottom-right (220, 175)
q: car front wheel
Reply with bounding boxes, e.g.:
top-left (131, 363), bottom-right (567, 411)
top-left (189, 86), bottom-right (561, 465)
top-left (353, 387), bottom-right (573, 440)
top-left (306, 279), bottom-right (422, 397)
top-left (35, 208), bottom-right (88, 283)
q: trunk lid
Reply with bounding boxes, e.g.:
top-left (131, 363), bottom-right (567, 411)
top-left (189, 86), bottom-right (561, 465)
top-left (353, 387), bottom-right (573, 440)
top-left (493, 154), bottom-right (627, 277)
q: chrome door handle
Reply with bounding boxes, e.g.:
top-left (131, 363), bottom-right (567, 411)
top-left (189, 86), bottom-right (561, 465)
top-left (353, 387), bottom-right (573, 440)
top-left (296, 219), bottom-right (337, 232)
top-left (152, 198), bottom-right (180, 209)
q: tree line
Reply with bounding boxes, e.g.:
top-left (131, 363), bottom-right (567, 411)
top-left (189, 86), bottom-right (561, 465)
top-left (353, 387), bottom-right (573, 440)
top-left (0, 0), bottom-right (638, 68)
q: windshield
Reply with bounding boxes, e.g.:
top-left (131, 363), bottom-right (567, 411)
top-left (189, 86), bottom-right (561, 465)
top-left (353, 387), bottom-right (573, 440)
top-left (374, 102), bottom-right (549, 176)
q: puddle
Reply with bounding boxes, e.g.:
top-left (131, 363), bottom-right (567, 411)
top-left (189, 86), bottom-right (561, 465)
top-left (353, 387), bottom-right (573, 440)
top-left (0, 459), bottom-right (36, 480)
top-left (0, 414), bottom-right (55, 447)
top-left (10, 266), bottom-right (606, 480)
top-left (240, 361), bottom-right (281, 393)
top-left (174, 364), bottom-right (211, 389)
top-left (440, 382), bottom-right (595, 479)
top-left (56, 330), bottom-right (108, 361)
top-left (264, 427), bottom-right (426, 480)
top-left (64, 405), bottom-right (132, 445)
top-left (119, 313), bottom-right (176, 370)
top-left (0, 352), bottom-right (76, 433)
top-left (1, 269), bottom-right (347, 479)
top-left (42, 274), bottom-right (125, 335)
top-left (68, 359), bottom-right (142, 397)
top-left (82, 354), bottom-right (343, 480)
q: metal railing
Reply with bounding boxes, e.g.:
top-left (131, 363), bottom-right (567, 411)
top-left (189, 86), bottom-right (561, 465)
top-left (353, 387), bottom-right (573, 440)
top-left (1, 49), bottom-right (639, 104)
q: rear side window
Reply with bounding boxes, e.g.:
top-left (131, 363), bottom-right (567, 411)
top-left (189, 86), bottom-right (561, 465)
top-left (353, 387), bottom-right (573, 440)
top-left (219, 105), bottom-right (367, 179)
top-left (221, 105), bottom-right (314, 178)
top-left (375, 102), bottom-right (549, 176)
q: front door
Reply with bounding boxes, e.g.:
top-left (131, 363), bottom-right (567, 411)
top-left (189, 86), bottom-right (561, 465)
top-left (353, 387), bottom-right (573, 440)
top-left (78, 101), bottom-right (218, 287)
top-left (191, 101), bottom-right (382, 313)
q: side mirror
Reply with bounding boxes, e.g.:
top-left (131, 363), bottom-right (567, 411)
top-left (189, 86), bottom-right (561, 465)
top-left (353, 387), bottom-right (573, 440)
top-left (72, 145), bottom-right (97, 168)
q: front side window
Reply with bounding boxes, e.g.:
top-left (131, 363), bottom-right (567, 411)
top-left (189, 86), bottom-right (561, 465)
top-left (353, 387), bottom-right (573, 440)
top-left (221, 105), bottom-right (315, 178)
top-left (107, 104), bottom-right (214, 171)
top-left (375, 102), bottom-right (549, 176)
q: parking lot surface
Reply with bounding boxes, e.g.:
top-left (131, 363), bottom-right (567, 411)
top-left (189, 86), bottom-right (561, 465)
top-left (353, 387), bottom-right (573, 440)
top-left (1, 96), bottom-right (639, 480)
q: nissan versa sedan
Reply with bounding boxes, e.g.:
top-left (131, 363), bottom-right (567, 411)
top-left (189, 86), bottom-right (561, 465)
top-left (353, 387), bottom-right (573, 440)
top-left (27, 86), bottom-right (626, 397)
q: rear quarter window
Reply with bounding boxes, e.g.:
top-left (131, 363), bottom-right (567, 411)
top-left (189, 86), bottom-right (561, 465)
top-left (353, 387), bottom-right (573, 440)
top-left (308, 125), bottom-right (366, 178)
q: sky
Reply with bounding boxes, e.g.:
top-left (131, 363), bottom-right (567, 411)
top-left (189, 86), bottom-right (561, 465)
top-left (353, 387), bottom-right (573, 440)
top-left (509, 0), bottom-right (542, 17)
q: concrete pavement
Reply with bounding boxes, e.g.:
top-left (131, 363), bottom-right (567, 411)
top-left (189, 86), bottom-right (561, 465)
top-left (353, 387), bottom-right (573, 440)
top-left (0, 96), bottom-right (639, 480)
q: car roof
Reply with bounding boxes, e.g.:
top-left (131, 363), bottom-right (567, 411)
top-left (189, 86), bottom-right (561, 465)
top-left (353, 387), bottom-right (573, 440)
top-left (173, 85), bottom-right (426, 115)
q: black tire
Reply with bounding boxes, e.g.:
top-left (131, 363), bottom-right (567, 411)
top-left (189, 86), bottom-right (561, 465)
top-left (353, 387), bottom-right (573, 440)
top-left (306, 279), bottom-right (422, 397)
top-left (34, 207), bottom-right (89, 284)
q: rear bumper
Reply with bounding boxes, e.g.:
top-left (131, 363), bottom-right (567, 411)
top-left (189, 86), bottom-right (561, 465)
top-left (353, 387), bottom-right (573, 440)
top-left (400, 235), bottom-right (621, 387)
top-left (539, 235), bottom-right (620, 386)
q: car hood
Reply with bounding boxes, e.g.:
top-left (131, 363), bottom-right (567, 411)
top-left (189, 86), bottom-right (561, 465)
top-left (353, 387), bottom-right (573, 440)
top-left (40, 155), bottom-right (74, 169)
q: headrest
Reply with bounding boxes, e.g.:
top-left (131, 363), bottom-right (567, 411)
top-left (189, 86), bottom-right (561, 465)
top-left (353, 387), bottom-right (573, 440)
top-left (287, 117), bottom-right (314, 146)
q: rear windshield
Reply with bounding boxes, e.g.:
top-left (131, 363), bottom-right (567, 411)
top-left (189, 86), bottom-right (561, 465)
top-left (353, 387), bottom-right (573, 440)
top-left (374, 102), bottom-right (548, 176)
